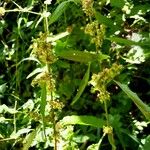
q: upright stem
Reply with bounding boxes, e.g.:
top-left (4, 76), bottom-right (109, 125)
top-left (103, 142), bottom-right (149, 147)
top-left (104, 100), bottom-right (109, 126)
top-left (13, 100), bottom-right (17, 133)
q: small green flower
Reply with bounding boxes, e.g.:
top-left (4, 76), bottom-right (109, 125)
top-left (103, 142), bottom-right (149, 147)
top-left (30, 33), bottom-right (57, 64)
top-left (0, 7), bottom-right (5, 16)
top-left (82, 0), bottom-right (94, 16)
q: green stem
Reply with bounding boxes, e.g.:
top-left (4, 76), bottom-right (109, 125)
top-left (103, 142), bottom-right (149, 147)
top-left (43, 4), bottom-right (49, 34)
top-left (104, 100), bottom-right (109, 126)
top-left (13, 100), bottom-right (17, 133)
top-left (5, 9), bottom-right (41, 15)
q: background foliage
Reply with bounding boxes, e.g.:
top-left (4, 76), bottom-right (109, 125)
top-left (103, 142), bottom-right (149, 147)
top-left (0, 0), bottom-right (150, 150)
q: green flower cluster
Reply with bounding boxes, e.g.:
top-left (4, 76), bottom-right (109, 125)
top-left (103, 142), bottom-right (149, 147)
top-left (90, 63), bottom-right (123, 102)
top-left (0, 7), bottom-right (5, 16)
top-left (32, 70), bottom-right (55, 92)
top-left (82, 0), bottom-right (94, 16)
top-left (85, 21), bottom-right (106, 48)
top-left (30, 32), bottom-right (56, 64)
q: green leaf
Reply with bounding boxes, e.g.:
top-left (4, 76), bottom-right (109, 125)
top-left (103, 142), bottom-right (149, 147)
top-left (94, 11), bottom-right (118, 31)
top-left (49, 1), bottom-right (70, 25)
top-left (60, 115), bottom-right (105, 128)
top-left (55, 49), bottom-right (109, 63)
top-left (18, 57), bottom-right (42, 66)
top-left (115, 81), bottom-right (150, 121)
top-left (110, 0), bottom-right (125, 8)
top-left (108, 134), bottom-right (116, 150)
top-left (107, 37), bottom-right (141, 46)
top-left (26, 68), bottom-right (44, 79)
top-left (22, 130), bottom-right (36, 150)
top-left (71, 63), bottom-right (90, 105)
top-left (0, 83), bottom-right (7, 94)
top-left (143, 135), bottom-right (150, 150)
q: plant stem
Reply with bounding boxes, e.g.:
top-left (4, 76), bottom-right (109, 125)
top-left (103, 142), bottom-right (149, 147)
top-left (104, 100), bottom-right (109, 126)
top-left (5, 9), bottom-right (41, 15)
top-left (13, 100), bottom-right (17, 133)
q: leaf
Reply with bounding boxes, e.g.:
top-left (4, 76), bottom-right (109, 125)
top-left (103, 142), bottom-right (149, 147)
top-left (47, 31), bottom-right (69, 42)
top-left (143, 135), bottom-right (150, 150)
top-left (71, 63), bottom-right (90, 105)
top-left (0, 83), bottom-right (7, 94)
top-left (108, 134), bottom-right (116, 150)
top-left (87, 143), bottom-right (99, 150)
top-left (60, 115), bottom-right (105, 128)
top-left (110, 0), bottom-right (125, 8)
top-left (49, 1), bottom-right (70, 25)
top-left (22, 130), bottom-right (36, 150)
top-left (107, 37), bottom-right (141, 46)
top-left (55, 49), bottom-right (109, 63)
top-left (18, 57), bottom-right (42, 66)
top-left (26, 68), bottom-right (44, 79)
top-left (94, 11), bottom-right (118, 31)
top-left (115, 81), bottom-right (150, 121)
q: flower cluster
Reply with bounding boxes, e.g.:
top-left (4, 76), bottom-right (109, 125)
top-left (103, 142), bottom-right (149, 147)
top-left (90, 63), bottom-right (122, 102)
top-left (0, 7), bottom-right (5, 16)
top-left (85, 21), bottom-right (106, 48)
top-left (30, 32), bottom-right (56, 64)
top-left (103, 126), bottom-right (113, 134)
top-left (32, 70), bottom-right (55, 92)
top-left (82, 0), bottom-right (94, 16)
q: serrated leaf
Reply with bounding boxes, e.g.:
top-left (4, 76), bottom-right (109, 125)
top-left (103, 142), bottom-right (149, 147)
top-left (71, 63), bottom-right (90, 105)
top-left (115, 81), bottom-right (150, 121)
top-left (61, 115), bottom-right (105, 128)
top-left (55, 49), bottom-right (109, 63)
top-left (22, 130), bottom-right (36, 150)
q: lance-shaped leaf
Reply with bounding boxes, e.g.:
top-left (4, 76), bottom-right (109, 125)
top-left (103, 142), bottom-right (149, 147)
top-left (107, 37), bottom-right (141, 46)
top-left (49, 1), bottom-right (69, 25)
top-left (60, 115), bottom-right (105, 128)
top-left (115, 81), bottom-right (150, 121)
top-left (55, 49), bottom-right (109, 63)
top-left (49, 0), bottom-right (79, 25)
top-left (71, 63), bottom-right (90, 105)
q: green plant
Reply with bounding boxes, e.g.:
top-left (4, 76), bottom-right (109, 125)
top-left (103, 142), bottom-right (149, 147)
top-left (0, 0), bottom-right (150, 150)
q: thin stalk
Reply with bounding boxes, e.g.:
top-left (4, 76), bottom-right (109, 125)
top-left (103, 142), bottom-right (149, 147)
top-left (98, 133), bottom-right (106, 149)
top-left (13, 100), bottom-right (17, 133)
top-left (104, 100), bottom-right (109, 126)
top-left (51, 92), bottom-right (58, 150)
top-left (5, 9), bottom-right (41, 15)
top-left (45, 4), bottom-right (49, 34)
